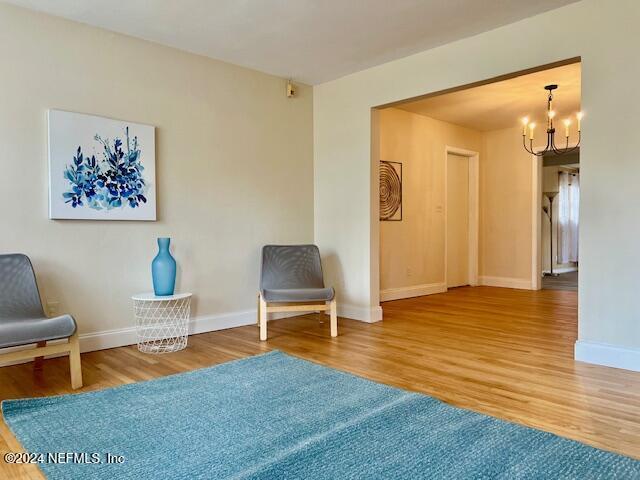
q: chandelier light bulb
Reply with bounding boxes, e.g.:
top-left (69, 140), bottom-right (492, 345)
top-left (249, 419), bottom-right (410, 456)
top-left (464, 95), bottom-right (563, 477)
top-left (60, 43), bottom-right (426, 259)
top-left (563, 119), bottom-right (571, 137)
top-left (529, 122), bottom-right (536, 140)
top-left (548, 110), bottom-right (556, 119)
top-left (576, 111), bottom-right (583, 131)
top-left (521, 117), bottom-right (529, 135)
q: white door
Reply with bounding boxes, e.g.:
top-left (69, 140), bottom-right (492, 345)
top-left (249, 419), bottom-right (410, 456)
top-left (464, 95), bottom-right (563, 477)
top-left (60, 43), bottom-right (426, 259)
top-left (447, 153), bottom-right (469, 288)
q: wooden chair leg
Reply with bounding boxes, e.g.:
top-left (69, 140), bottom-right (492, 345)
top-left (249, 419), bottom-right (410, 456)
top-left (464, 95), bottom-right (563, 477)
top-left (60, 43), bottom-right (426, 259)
top-left (259, 294), bottom-right (268, 341)
top-left (329, 299), bottom-right (338, 337)
top-left (68, 332), bottom-right (83, 389)
top-left (257, 292), bottom-right (261, 325)
top-left (33, 341), bottom-right (46, 370)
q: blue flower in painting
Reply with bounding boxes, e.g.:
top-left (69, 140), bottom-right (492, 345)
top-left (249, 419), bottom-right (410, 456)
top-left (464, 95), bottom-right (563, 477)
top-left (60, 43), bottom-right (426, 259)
top-left (62, 127), bottom-right (148, 210)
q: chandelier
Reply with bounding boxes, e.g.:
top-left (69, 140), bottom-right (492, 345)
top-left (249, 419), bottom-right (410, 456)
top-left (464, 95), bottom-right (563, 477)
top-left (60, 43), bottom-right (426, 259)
top-left (521, 84), bottom-right (582, 156)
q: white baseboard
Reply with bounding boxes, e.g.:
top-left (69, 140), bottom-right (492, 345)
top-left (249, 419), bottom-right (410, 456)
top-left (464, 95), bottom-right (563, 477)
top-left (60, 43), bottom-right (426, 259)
top-left (81, 308), bottom-right (307, 353)
top-left (0, 303), bottom-right (379, 367)
top-left (479, 276), bottom-right (533, 290)
top-left (575, 340), bottom-right (640, 372)
top-left (543, 266), bottom-right (578, 274)
top-left (79, 308), bottom-right (289, 353)
top-left (0, 310), bottom-right (261, 366)
top-left (380, 282), bottom-right (447, 302)
top-left (79, 325), bottom-right (137, 353)
top-left (337, 303), bottom-right (383, 323)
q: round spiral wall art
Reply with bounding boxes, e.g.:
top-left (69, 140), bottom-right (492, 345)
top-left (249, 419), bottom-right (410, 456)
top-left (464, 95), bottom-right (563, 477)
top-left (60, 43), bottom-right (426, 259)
top-left (379, 161), bottom-right (402, 221)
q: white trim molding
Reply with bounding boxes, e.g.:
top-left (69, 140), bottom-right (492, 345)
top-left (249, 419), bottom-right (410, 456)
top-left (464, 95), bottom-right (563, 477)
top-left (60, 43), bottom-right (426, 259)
top-left (80, 325), bottom-right (138, 353)
top-left (338, 304), bottom-right (383, 323)
top-left (479, 276), bottom-right (533, 290)
top-left (1, 304), bottom-right (382, 367)
top-left (0, 310), bottom-right (260, 366)
top-left (380, 282), bottom-right (447, 302)
top-left (83, 309), bottom-right (273, 353)
top-left (531, 151), bottom-right (542, 290)
top-left (575, 340), bottom-right (640, 372)
top-left (542, 266), bottom-right (578, 274)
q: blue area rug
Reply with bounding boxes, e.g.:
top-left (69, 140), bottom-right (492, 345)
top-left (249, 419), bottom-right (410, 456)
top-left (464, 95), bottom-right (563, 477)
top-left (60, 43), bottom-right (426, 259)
top-left (2, 350), bottom-right (639, 479)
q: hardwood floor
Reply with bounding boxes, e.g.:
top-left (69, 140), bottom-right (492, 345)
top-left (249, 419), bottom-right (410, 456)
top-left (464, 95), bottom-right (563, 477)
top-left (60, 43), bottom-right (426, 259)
top-left (2, 286), bottom-right (640, 478)
top-left (542, 270), bottom-right (578, 290)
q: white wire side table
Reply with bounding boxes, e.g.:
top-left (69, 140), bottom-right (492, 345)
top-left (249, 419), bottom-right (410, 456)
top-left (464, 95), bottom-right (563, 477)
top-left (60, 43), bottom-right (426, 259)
top-left (132, 292), bottom-right (192, 354)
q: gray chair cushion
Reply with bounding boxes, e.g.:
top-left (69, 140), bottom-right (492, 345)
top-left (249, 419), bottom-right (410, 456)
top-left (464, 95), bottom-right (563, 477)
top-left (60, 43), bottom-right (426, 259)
top-left (0, 314), bottom-right (77, 349)
top-left (260, 245), bottom-right (334, 303)
top-left (0, 254), bottom-right (77, 348)
top-left (262, 287), bottom-right (335, 303)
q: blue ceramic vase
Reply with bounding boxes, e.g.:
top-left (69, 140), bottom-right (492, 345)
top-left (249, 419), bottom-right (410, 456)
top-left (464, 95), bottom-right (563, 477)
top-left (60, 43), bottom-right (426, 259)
top-left (152, 237), bottom-right (176, 296)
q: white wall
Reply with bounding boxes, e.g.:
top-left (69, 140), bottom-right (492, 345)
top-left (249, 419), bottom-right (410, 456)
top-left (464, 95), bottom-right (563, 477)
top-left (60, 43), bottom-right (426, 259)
top-left (479, 126), bottom-right (533, 286)
top-left (0, 4), bottom-right (314, 349)
top-left (314, 0), bottom-right (640, 369)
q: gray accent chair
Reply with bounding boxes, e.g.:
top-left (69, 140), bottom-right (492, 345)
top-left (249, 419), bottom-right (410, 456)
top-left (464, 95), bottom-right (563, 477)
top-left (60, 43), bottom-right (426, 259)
top-left (0, 254), bottom-right (82, 389)
top-left (258, 245), bottom-right (337, 341)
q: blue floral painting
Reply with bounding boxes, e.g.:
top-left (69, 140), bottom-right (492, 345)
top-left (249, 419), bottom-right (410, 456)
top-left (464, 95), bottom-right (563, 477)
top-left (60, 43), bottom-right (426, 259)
top-left (63, 128), bottom-right (148, 210)
top-left (48, 110), bottom-right (156, 220)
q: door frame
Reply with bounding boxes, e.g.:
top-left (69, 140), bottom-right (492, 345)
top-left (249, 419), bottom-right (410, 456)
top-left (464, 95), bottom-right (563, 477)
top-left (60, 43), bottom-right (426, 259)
top-left (445, 146), bottom-right (479, 288)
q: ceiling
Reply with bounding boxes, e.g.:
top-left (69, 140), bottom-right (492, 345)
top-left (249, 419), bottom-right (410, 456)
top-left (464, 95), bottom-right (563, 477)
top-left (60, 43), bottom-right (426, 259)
top-left (396, 62), bottom-right (581, 131)
top-left (5, 0), bottom-right (578, 85)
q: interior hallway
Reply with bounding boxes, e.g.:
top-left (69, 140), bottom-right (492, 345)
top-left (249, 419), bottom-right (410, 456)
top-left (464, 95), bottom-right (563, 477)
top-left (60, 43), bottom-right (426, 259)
top-left (1, 287), bottom-right (639, 479)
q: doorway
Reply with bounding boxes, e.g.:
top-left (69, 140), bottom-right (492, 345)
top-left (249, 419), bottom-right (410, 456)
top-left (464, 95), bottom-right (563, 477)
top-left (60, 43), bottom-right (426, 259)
top-left (445, 147), bottom-right (478, 288)
top-left (445, 147), bottom-right (479, 289)
top-left (376, 60), bottom-right (578, 301)
top-left (447, 152), bottom-right (468, 287)
top-left (539, 151), bottom-right (579, 291)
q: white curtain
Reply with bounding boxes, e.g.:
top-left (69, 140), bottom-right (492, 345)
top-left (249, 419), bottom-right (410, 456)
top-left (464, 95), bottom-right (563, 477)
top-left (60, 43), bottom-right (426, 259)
top-left (558, 172), bottom-right (579, 263)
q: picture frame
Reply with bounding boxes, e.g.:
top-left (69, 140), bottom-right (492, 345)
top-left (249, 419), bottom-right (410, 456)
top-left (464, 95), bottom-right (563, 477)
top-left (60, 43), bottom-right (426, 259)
top-left (48, 109), bottom-right (156, 221)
